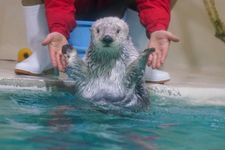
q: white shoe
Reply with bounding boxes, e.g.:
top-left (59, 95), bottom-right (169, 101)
top-left (15, 50), bottom-right (53, 75)
top-left (144, 67), bottom-right (170, 84)
top-left (15, 4), bottom-right (52, 75)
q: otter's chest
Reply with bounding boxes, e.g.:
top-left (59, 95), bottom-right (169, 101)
top-left (81, 63), bottom-right (127, 100)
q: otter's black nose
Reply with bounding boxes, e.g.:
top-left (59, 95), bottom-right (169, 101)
top-left (102, 35), bottom-right (113, 44)
top-left (62, 44), bottom-right (73, 54)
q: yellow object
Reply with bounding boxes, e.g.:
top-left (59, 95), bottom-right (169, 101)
top-left (17, 48), bottom-right (32, 62)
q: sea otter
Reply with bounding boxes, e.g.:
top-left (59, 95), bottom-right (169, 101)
top-left (62, 17), bottom-right (154, 111)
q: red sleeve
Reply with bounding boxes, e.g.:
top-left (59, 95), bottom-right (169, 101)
top-left (136, 0), bottom-right (171, 34)
top-left (45, 0), bottom-right (76, 39)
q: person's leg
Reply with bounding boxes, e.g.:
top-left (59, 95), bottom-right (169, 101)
top-left (15, 0), bottom-right (52, 75)
top-left (124, 8), bottom-right (170, 84)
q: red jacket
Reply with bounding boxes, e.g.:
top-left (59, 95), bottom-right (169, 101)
top-left (45, 0), bottom-right (171, 39)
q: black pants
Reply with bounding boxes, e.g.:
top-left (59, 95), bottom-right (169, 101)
top-left (76, 0), bottom-right (136, 21)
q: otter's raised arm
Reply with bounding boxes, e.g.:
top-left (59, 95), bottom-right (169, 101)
top-left (124, 48), bottom-right (155, 88)
top-left (62, 44), bottom-right (88, 86)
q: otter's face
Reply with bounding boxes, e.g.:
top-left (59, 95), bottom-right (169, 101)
top-left (91, 17), bottom-right (129, 49)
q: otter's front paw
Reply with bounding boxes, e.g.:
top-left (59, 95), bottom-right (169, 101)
top-left (62, 44), bottom-right (74, 57)
top-left (62, 44), bottom-right (78, 63)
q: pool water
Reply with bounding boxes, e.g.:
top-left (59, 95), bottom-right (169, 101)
top-left (0, 89), bottom-right (225, 150)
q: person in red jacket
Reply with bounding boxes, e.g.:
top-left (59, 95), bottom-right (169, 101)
top-left (16, 0), bottom-right (179, 83)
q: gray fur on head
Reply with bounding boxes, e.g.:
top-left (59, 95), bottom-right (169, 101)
top-left (63, 17), bottom-right (155, 112)
top-left (86, 17), bottom-right (138, 67)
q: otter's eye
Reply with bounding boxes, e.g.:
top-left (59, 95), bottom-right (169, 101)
top-left (96, 28), bottom-right (100, 33)
top-left (116, 29), bottom-right (120, 34)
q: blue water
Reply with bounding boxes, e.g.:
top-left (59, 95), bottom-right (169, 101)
top-left (0, 89), bottom-right (225, 150)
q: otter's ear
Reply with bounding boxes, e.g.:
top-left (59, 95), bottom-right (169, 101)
top-left (127, 35), bottom-right (131, 41)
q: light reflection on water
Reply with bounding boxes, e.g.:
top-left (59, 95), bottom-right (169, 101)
top-left (0, 89), bottom-right (225, 150)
